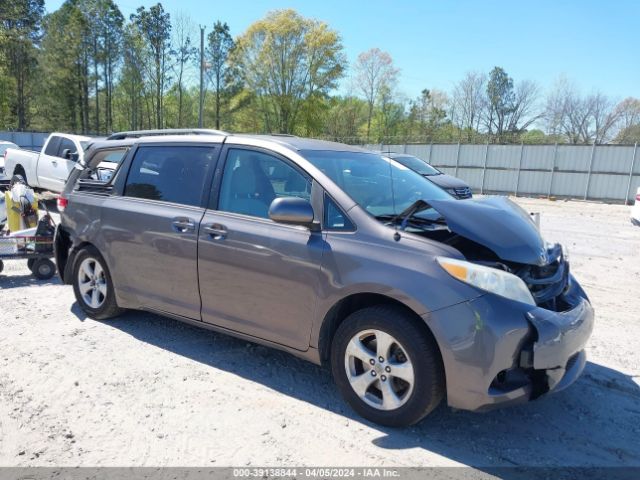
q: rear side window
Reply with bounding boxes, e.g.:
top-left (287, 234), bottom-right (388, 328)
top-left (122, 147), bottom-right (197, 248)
top-left (93, 148), bottom-right (128, 165)
top-left (90, 148), bottom-right (129, 183)
top-left (124, 146), bottom-right (216, 207)
top-left (44, 136), bottom-right (61, 156)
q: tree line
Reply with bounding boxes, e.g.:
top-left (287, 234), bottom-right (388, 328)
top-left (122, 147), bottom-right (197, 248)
top-left (1, 1), bottom-right (639, 144)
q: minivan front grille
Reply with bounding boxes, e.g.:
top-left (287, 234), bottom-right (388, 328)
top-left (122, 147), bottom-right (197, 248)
top-left (452, 187), bottom-right (472, 199)
top-left (516, 244), bottom-right (569, 307)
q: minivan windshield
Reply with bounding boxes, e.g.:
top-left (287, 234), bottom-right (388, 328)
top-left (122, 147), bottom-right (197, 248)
top-left (390, 155), bottom-right (440, 176)
top-left (302, 150), bottom-right (451, 218)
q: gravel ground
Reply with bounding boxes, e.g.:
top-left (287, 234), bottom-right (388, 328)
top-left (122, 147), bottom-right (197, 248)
top-left (0, 197), bottom-right (638, 469)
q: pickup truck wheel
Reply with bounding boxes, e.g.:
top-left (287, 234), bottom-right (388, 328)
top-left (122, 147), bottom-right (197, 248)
top-left (0, 260), bottom-right (3, 274)
top-left (12, 170), bottom-right (27, 187)
top-left (30, 258), bottom-right (56, 280)
top-left (331, 305), bottom-right (445, 427)
top-left (72, 246), bottom-right (124, 320)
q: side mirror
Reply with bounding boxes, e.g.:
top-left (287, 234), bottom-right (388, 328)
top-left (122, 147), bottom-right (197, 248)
top-left (61, 149), bottom-right (79, 161)
top-left (269, 197), bottom-right (317, 229)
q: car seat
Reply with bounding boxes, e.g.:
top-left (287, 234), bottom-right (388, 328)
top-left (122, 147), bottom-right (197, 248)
top-left (222, 155), bottom-right (276, 217)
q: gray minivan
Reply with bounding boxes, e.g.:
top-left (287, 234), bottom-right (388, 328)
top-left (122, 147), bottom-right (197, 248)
top-left (55, 131), bottom-right (593, 427)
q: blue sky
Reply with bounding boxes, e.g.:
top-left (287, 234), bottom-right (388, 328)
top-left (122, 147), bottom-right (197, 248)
top-left (44, 0), bottom-right (640, 101)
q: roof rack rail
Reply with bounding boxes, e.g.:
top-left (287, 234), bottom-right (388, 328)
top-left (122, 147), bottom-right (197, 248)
top-left (106, 128), bottom-right (228, 140)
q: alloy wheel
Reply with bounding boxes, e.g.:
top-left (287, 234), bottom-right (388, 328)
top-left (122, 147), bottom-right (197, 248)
top-left (77, 257), bottom-right (107, 309)
top-left (344, 329), bottom-right (415, 411)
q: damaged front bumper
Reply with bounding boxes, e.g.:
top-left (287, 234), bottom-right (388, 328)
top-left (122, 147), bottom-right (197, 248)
top-left (425, 275), bottom-right (594, 412)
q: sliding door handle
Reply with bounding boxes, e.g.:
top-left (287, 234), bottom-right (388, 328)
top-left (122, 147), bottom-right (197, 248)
top-left (172, 217), bottom-right (196, 233)
top-left (203, 223), bottom-right (227, 239)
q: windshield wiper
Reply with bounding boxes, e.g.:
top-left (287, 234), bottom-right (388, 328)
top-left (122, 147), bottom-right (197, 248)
top-left (375, 200), bottom-right (445, 231)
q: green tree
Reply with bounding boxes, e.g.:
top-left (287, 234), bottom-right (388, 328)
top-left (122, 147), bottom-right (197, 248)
top-left (486, 66), bottom-right (514, 141)
top-left (116, 21), bottom-right (149, 129)
top-left (91, 0), bottom-right (124, 132)
top-left (232, 9), bottom-right (345, 134)
top-left (206, 21), bottom-right (236, 129)
top-left (322, 96), bottom-right (367, 142)
top-left (170, 12), bottom-right (196, 127)
top-left (73, 0), bottom-right (124, 133)
top-left (39, 1), bottom-right (92, 132)
top-left (131, 3), bottom-right (172, 129)
top-left (0, 0), bottom-right (45, 129)
top-left (371, 85), bottom-right (404, 142)
top-left (485, 67), bottom-right (540, 143)
top-left (409, 89), bottom-right (449, 140)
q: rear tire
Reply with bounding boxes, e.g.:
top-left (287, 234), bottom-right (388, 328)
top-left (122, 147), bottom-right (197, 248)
top-left (0, 260), bottom-right (3, 274)
top-left (30, 258), bottom-right (55, 280)
top-left (331, 305), bottom-right (445, 427)
top-left (72, 246), bottom-right (124, 320)
top-left (12, 169), bottom-right (27, 187)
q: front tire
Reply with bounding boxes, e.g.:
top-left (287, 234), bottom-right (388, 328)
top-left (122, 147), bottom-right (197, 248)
top-left (72, 246), bottom-right (124, 320)
top-left (331, 305), bottom-right (445, 427)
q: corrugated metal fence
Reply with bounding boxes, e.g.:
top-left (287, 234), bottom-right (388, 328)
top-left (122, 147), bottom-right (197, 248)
top-left (0, 131), bottom-right (49, 151)
top-left (367, 143), bottom-right (640, 204)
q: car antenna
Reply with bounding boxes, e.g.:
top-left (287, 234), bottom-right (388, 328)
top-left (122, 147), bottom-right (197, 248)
top-left (383, 144), bottom-right (401, 242)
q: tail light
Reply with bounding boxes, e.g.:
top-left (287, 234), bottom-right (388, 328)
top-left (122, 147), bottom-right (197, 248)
top-left (57, 195), bottom-right (68, 212)
top-left (636, 194), bottom-right (640, 203)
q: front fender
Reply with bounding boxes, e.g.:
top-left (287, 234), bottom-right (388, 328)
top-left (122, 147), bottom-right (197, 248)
top-left (309, 230), bottom-right (483, 349)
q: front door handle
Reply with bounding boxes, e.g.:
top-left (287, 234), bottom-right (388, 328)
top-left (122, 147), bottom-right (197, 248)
top-left (203, 223), bottom-right (227, 239)
top-left (172, 217), bottom-right (196, 233)
top-left (52, 160), bottom-right (58, 166)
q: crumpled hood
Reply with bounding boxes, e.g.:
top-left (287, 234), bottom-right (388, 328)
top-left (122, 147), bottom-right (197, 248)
top-left (428, 196), bottom-right (547, 266)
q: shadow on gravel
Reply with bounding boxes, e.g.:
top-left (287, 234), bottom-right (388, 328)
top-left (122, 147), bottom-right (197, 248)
top-left (0, 272), bottom-right (60, 289)
top-left (72, 307), bottom-right (640, 471)
top-left (372, 361), bottom-right (640, 472)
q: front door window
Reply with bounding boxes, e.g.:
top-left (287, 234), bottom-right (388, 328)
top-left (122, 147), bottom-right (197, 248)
top-left (218, 148), bottom-right (311, 218)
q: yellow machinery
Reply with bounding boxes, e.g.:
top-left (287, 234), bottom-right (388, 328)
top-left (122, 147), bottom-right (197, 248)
top-left (4, 190), bottom-right (38, 232)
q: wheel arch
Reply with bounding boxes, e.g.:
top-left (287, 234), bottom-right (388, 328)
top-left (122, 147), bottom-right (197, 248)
top-left (317, 292), bottom-right (443, 369)
top-left (61, 238), bottom-right (100, 285)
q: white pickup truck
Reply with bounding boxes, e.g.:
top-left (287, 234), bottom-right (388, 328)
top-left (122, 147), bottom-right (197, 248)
top-left (4, 133), bottom-right (92, 193)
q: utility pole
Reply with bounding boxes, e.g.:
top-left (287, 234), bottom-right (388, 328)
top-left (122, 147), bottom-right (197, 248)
top-left (199, 25), bottom-right (205, 128)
